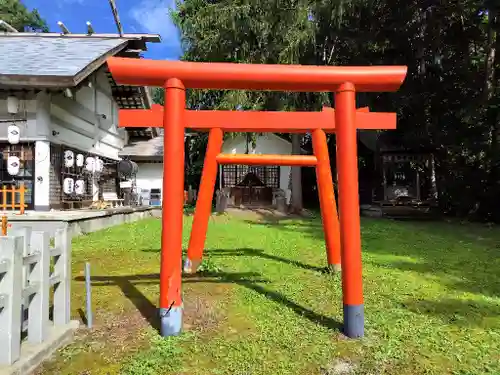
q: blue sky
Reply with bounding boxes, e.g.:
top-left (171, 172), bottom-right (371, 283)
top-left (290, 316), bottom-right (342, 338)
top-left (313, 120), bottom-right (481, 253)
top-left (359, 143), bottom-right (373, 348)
top-left (22, 0), bottom-right (182, 60)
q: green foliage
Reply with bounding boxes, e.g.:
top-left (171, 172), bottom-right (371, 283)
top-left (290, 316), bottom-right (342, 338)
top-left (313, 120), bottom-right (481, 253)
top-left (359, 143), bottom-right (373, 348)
top-left (169, 0), bottom-right (500, 222)
top-left (0, 0), bottom-right (48, 31)
top-left (173, 0), bottom-right (324, 111)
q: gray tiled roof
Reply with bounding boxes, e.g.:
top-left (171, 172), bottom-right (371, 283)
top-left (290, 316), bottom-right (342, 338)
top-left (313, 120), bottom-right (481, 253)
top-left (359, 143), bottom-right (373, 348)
top-left (0, 36), bottom-right (127, 77)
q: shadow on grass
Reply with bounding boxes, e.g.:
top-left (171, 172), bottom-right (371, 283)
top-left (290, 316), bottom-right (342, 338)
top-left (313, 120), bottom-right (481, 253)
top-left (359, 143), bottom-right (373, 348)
top-left (142, 247), bottom-right (328, 273)
top-left (403, 298), bottom-right (500, 327)
top-left (210, 248), bottom-right (328, 273)
top-left (77, 308), bottom-right (88, 326)
top-left (250, 214), bottom-right (500, 299)
top-left (222, 214), bottom-right (500, 312)
top-left (382, 259), bottom-right (500, 298)
top-left (241, 218), bottom-right (324, 238)
top-left (363, 218), bottom-right (500, 298)
top-left (74, 270), bottom-right (342, 334)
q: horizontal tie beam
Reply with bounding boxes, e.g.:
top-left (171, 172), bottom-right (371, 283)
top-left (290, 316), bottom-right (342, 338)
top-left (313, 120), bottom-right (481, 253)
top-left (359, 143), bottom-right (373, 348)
top-left (119, 105), bottom-right (396, 132)
top-left (215, 153), bottom-right (318, 167)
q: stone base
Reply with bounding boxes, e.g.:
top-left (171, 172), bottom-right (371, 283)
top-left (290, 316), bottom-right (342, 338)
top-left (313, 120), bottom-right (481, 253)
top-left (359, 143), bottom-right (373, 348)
top-left (0, 320), bottom-right (80, 375)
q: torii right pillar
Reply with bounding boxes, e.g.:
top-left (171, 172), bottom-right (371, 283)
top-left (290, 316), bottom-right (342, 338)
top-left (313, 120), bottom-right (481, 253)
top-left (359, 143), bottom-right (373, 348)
top-left (335, 83), bottom-right (363, 338)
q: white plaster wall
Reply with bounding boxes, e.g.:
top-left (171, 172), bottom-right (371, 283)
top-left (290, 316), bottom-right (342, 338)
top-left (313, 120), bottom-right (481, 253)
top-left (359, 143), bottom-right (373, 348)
top-left (221, 134), bottom-right (292, 191)
top-left (0, 74), bottom-right (126, 161)
top-left (135, 163), bottom-right (163, 198)
top-left (0, 97), bottom-right (36, 118)
top-left (0, 98), bottom-right (40, 141)
top-left (50, 70), bottom-right (125, 160)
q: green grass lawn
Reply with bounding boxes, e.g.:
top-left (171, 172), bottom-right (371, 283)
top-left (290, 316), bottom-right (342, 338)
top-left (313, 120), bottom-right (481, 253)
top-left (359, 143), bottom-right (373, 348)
top-left (37, 213), bottom-right (500, 375)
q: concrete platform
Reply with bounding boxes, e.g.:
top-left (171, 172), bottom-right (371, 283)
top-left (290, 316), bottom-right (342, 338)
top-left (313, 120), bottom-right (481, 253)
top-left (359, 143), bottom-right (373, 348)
top-left (4, 206), bottom-right (160, 238)
top-left (0, 321), bottom-right (80, 375)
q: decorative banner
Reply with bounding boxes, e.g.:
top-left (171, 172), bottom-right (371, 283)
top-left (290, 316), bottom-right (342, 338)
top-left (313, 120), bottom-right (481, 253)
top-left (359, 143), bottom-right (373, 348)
top-left (7, 125), bottom-right (20, 144)
top-left (76, 153), bottom-right (84, 167)
top-left (85, 156), bottom-right (95, 172)
top-left (75, 179), bottom-right (85, 195)
top-left (63, 177), bottom-right (75, 194)
top-left (63, 150), bottom-right (75, 168)
top-left (95, 157), bottom-right (104, 173)
top-left (7, 155), bottom-right (20, 176)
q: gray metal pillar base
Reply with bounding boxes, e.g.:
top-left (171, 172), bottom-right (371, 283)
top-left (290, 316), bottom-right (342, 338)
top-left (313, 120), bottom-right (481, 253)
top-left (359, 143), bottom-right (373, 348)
top-left (343, 304), bottom-right (364, 338)
top-left (326, 263), bottom-right (342, 273)
top-left (183, 258), bottom-right (201, 274)
top-left (159, 306), bottom-right (182, 337)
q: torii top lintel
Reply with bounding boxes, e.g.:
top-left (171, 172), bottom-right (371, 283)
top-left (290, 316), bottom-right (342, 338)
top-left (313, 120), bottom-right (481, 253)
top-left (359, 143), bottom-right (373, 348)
top-left (107, 57), bottom-right (407, 92)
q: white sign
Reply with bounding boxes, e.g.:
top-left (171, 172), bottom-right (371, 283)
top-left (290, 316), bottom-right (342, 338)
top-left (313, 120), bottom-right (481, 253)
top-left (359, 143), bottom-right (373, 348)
top-left (120, 181), bottom-right (132, 188)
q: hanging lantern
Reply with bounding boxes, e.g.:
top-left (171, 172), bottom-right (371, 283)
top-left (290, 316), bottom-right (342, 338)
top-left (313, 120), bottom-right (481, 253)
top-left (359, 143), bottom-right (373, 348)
top-left (63, 150), bottom-right (74, 168)
top-left (7, 96), bottom-right (19, 115)
top-left (85, 156), bottom-right (95, 172)
top-left (76, 154), bottom-right (84, 167)
top-left (7, 124), bottom-right (20, 144)
top-left (63, 177), bottom-right (74, 195)
top-left (7, 155), bottom-right (20, 176)
top-left (75, 179), bottom-right (85, 195)
top-left (95, 157), bottom-right (104, 173)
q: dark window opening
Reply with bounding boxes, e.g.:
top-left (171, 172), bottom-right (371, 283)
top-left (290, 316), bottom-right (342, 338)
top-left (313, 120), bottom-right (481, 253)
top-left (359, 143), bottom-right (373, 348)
top-left (0, 143), bottom-right (35, 210)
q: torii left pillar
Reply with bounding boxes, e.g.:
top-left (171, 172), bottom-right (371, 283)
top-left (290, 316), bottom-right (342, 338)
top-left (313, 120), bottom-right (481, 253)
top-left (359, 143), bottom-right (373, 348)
top-left (159, 78), bottom-right (186, 335)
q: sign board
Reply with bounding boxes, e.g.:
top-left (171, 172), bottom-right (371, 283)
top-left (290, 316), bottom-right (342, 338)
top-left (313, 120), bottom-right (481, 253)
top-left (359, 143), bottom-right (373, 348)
top-left (120, 180), bottom-right (132, 188)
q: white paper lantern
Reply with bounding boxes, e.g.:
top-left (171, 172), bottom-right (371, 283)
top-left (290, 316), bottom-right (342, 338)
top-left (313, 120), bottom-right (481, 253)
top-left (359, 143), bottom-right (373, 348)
top-left (63, 150), bottom-right (74, 168)
top-left (63, 177), bottom-right (74, 195)
top-left (7, 155), bottom-right (20, 176)
top-left (76, 154), bottom-right (84, 167)
top-left (85, 156), bottom-right (95, 172)
top-left (95, 157), bottom-right (104, 173)
top-left (7, 125), bottom-right (20, 144)
top-left (75, 179), bottom-right (85, 195)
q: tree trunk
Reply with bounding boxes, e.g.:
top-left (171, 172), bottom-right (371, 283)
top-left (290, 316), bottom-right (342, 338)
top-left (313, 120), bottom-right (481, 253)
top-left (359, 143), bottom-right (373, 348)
top-left (484, 9), bottom-right (500, 220)
top-left (290, 134), bottom-right (303, 213)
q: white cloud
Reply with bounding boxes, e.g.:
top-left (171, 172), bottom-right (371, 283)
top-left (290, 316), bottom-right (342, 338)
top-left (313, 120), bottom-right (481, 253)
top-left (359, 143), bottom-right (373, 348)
top-left (129, 0), bottom-right (180, 47)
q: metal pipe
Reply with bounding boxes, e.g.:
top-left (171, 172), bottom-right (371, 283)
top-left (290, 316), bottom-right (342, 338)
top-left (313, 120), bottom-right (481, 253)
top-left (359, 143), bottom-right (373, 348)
top-left (57, 21), bottom-right (71, 35)
top-left (86, 21), bottom-right (95, 35)
top-left (108, 0), bottom-right (124, 36)
top-left (0, 20), bottom-right (18, 33)
top-left (85, 262), bottom-right (93, 329)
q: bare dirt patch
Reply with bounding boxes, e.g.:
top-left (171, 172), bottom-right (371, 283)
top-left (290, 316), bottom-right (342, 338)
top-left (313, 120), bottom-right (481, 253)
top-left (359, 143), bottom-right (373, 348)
top-left (34, 283), bottom-right (229, 375)
top-left (33, 309), bottom-right (152, 375)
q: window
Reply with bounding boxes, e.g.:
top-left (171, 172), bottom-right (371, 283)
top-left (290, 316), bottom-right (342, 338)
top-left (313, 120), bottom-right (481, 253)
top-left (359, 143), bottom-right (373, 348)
top-left (0, 143), bottom-right (35, 210)
top-left (222, 165), bottom-right (280, 188)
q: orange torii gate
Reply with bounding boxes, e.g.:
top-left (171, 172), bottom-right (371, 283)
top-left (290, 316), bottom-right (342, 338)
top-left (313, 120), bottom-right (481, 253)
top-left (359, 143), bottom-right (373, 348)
top-left (109, 57), bottom-right (407, 339)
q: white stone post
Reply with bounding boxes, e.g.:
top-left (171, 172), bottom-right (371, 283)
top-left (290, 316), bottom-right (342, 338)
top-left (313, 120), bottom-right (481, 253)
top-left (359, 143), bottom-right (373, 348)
top-left (0, 236), bottom-right (24, 365)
